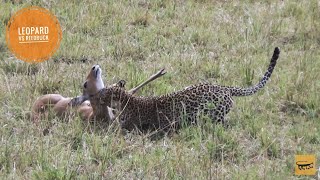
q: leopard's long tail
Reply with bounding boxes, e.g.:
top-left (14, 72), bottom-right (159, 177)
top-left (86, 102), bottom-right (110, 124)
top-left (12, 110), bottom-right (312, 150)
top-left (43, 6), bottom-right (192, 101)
top-left (229, 47), bottom-right (280, 96)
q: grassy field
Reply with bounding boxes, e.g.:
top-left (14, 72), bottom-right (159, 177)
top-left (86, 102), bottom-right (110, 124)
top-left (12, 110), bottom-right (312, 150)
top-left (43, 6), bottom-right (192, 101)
top-left (0, 0), bottom-right (320, 179)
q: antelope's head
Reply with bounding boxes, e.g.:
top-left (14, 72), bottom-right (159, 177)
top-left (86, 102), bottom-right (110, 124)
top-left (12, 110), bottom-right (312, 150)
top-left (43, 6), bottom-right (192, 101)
top-left (69, 65), bottom-right (105, 106)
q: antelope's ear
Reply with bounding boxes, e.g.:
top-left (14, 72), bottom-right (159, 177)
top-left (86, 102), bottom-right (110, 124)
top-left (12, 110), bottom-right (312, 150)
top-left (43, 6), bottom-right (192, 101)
top-left (116, 80), bottom-right (126, 88)
top-left (68, 95), bottom-right (89, 107)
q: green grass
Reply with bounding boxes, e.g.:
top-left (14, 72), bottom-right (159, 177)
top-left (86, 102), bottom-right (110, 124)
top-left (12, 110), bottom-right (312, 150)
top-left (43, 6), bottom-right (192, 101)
top-left (0, 0), bottom-right (320, 179)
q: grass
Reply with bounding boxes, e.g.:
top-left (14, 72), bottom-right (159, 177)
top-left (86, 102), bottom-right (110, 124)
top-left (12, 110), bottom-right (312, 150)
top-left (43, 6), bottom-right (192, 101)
top-left (0, 0), bottom-right (320, 179)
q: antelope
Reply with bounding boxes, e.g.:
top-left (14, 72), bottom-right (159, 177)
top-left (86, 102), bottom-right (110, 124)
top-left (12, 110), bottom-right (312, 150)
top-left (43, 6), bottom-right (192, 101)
top-left (31, 66), bottom-right (166, 123)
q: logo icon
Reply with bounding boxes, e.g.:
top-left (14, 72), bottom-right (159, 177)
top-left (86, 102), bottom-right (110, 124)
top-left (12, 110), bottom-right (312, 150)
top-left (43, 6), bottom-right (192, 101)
top-left (6, 6), bottom-right (62, 63)
top-left (295, 155), bottom-right (316, 175)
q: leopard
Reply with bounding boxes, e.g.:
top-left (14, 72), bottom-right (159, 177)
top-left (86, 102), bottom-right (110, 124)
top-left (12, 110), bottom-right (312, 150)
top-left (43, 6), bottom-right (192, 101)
top-left (85, 47), bottom-right (280, 131)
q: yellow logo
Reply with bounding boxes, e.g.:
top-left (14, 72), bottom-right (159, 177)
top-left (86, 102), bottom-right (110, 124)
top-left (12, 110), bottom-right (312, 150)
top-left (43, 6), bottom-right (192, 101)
top-left (6, 6), bottom-right (62, 63)
top-left (295, 155), bottom-right (316, 175)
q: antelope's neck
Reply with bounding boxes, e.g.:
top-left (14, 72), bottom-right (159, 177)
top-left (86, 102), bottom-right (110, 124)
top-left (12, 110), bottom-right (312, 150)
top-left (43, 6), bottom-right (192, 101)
top-left (96, 77), bottom-right (105, 92)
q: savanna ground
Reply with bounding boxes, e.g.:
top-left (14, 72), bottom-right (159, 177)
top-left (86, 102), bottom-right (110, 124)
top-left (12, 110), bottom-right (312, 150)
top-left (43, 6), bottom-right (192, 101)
top-left (0, 0), bottom-right (320, 179)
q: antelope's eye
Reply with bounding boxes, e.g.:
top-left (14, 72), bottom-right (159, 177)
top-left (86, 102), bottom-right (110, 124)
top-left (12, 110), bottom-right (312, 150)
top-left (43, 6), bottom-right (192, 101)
top-left (83, 82), bottom-right (87, 89)
top-left (92, 66), bottom-right (95, 71)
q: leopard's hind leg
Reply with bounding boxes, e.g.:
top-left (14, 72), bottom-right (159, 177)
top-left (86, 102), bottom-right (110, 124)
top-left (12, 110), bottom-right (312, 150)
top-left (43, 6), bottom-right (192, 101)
top-left (208, 94), bottom-right (233, 124)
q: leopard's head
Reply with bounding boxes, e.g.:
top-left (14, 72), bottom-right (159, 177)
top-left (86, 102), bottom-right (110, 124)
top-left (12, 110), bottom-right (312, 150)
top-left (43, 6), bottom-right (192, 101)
top-left (100, 83), bottom-right (128, 110)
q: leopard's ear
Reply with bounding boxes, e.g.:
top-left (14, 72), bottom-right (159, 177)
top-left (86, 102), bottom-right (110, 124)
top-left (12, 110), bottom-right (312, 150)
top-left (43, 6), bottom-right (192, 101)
top-left (116, 80), bottom-right (126, 88)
